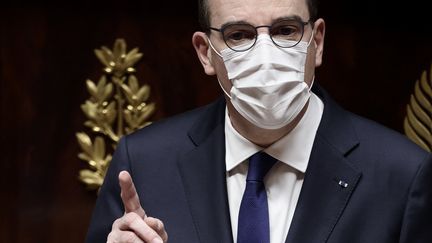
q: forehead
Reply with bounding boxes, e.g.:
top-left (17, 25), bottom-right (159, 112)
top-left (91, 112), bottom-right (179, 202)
top-left (208, 0), bottom-right (309, 26)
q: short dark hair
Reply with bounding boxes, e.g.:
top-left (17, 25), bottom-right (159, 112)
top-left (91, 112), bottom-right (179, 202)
top-left (198, 0), bottom-right (319, 31)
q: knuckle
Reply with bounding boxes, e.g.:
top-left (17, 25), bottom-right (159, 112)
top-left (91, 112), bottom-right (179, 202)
top-left (146, 217), bottom-right (164, 230)
top-left (153, 218), bottom-right (165, 233)
top-left (107, 232), bottom-right (114, 242)
top-left (158, 220), bottom-right (165, 230)
top-left (112, 218), bottom-right (122, 230)
top-left (144, 217), bottom-right (167, 239)
top-left (123, 212), bottom-right (140, 225)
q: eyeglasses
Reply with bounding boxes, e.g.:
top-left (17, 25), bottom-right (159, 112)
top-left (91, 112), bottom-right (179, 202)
top-left (209, 17), bottom-right (312, 52)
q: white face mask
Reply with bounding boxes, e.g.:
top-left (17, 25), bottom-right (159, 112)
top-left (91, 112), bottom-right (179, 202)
top-left (209, 33), bottom-right (314, 130)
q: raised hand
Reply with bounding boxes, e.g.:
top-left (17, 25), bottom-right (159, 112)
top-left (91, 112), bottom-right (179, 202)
top-left (107, 171), bottom-right (168, 243)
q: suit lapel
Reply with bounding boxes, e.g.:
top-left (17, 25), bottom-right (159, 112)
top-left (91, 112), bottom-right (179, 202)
top-left (285, 136), bottom-right (362, 243)
top-left (177, 99), bottom-right (234, 243)
top-left (286, 86), bottom-right (363, 243)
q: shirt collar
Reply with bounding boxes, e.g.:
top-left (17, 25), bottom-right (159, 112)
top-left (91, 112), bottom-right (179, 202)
top-left (225, 93), bottom-right (324, 173)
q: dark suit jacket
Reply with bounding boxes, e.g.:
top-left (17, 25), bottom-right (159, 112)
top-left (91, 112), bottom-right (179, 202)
top-left (85, 86), bottom-right (432, 243)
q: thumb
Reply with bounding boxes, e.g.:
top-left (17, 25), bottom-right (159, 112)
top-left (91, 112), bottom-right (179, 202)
top-left (118, 170), bottom-right (146, 218)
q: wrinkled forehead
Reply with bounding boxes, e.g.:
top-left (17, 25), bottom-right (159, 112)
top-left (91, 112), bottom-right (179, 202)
top-left (208, 0), bottom-right (310, 27)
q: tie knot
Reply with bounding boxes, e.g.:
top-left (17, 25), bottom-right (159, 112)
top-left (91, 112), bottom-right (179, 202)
top-left (247, 152), bottom-right (277, 182)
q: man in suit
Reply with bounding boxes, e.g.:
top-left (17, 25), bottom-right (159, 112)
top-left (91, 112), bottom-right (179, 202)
top-left (85, 0), bottom-right (432, 242)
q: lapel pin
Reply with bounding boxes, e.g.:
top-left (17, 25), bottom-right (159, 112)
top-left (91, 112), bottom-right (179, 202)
top-left (338, 180), bottom-right (349, 188)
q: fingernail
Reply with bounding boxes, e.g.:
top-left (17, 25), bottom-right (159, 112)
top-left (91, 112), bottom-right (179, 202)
top-left (151, 239), bottom-right (163, 243)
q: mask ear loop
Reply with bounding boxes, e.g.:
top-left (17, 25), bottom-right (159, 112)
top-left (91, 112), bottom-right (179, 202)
top-left (217, 77), bottom-right (232, 99)
top-left (207, 37), bottom-right (232, 98)
top-left (308, 30), bottom-right (314, 47)
top-left (306, 28), bottom-right (315, 90)
top-left (308, 76), bottom-right (315, 91)
top-left (207, 37), bottom-right (223, 58)
top-left (306, 27), bottom-right (315, 47)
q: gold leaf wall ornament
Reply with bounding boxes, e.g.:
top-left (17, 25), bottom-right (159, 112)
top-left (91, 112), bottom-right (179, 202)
top-left (77, 39), bottom-right (156, 192)
top-left (404, 64), bottom-right (432, 152)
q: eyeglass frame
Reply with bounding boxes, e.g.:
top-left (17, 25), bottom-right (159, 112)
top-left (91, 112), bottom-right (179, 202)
top-left (208, 16), bottom-right (314, 52)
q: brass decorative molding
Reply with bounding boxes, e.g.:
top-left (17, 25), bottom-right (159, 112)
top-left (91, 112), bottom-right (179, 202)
top-left (404, 64), bottom-right (432, 152)
top-left (77, 39), bottom-right (155, 191)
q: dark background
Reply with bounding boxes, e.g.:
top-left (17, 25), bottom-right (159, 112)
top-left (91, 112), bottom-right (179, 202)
top-left (1, 1), bottom-right (430, 242)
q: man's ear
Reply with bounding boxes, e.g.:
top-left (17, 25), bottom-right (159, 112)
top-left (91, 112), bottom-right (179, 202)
top-left (192, 31), bottom-right (216, 75)
top-left (313, 18), bottom-right (325, 67)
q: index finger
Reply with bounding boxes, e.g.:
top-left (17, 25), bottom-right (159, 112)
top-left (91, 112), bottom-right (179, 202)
top-left (119, 170), bottom-right (146, 218)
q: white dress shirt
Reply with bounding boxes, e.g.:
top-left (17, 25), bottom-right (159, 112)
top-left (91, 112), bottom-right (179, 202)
top-left (225, 93), bottom-right (324, 243)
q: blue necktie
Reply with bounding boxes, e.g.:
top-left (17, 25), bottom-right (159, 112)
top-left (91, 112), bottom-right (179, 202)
top-left (237, 152), bottom-right (277, 243)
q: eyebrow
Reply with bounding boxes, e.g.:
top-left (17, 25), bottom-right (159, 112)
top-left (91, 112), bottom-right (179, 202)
top-left (273, 15), bottom-right (307, 24)
top-left (219, 14), bottom-right (308, 29)
top-left (220, 20), bottom-right (251, 30)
